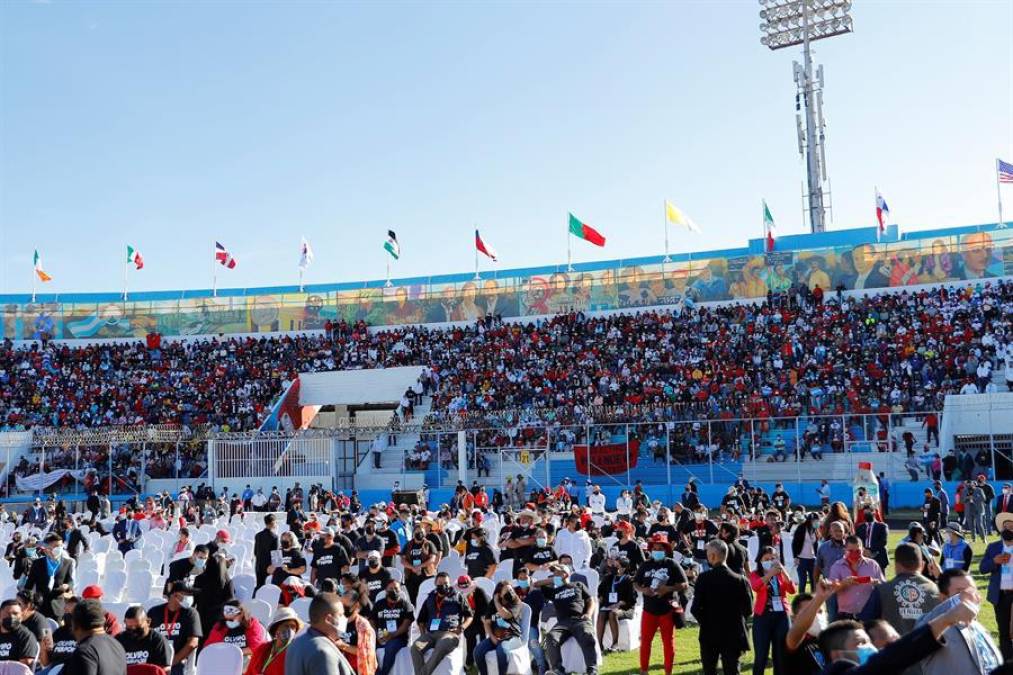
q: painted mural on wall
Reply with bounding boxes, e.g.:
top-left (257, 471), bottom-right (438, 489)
top-left (3, 230), bottom-right (1010, 340)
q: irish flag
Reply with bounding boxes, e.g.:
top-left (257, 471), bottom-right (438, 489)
top-left (568, 213), bottom-right (606, 247)
top-left (127, 245), bottom-right (144, 270)
top-left (33, 250), bottom-right (52, 282)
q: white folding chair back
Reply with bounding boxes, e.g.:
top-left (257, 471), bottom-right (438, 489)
top-left (125, 569), bottom-right (155, 603)
top-left (492, 567), bottom-right (513, 585)
top-left (231, 574), bottom-right (255, 602)
top-left (104, 570), bottom-right (128, 602)
top-left (290, 596), bottom-right (312, 622)
top-left (388, 568), bottom-right (403, 583)
top-left (414, 578), bottom-right (436, 613)
top-left (253, 584), bottom-right (281, 607)
top-left (473, 577), bottom-right (495, 600)
top-left (246, 599), bottom-right (273, 627)
top-left (196, 642), bottom-right (243, 675)
top-left (0, 662), bottom-right (34, 675)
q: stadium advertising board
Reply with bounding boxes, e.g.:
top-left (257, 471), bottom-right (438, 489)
top-left (573, 439), bottom-right (640, 476)
top-left (3, 228), bottom-right (1010, 340)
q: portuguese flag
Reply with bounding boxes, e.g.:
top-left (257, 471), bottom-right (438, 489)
top-left (568, 212), bottom-right (606, 247)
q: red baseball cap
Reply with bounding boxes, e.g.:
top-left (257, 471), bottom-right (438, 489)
top-left (456, 575), bottom-right (472, 588)
top-left (82, 585), bottom-right (103, 599)
top-left (216, 530), bottom-right (232, 543)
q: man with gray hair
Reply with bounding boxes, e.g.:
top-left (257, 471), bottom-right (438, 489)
top-left (689, 539), bottom-right (753, 675)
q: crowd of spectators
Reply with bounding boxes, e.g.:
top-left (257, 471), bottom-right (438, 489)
top-left (1, 281), bottom-right (1010, 440)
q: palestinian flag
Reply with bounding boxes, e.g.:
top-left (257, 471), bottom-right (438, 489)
top-left (568, 213), bottom-right (606, 247)
top-left (127, 245), bottom-right (144, 270)
top-left (475, 229), bottom-right (498, 261)
top-left (384, 230), bottom-right (400, 259)
top-left (33, 250), bottom-right (52, 282)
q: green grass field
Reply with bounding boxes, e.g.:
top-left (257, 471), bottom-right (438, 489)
top-left (598, 528), bottom-right (998, 675)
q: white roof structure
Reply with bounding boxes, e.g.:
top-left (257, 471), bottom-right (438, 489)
top-left (298, 366), bottom-right (424, 406)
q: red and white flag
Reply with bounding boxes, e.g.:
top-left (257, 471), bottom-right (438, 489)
top-left (475, 229), bottom-right (498, 262)
top-left (215, 241), bottom-right (237, 269)
top-left (875, 190), bottom-right (890, 239)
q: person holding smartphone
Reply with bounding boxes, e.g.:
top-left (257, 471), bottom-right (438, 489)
top-left (827, 536), bottom-right (884, 620)
top-left (748, 546), bottom-right (796, 675)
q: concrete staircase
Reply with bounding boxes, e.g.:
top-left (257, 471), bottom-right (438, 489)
top-left (353, 398), bottom-right (432, 490)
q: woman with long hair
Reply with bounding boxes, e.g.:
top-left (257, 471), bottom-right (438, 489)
top-left (474, 580), bottom-right (523, 675)
top-left (820, 501), bottom-right (853, 538)
top-left (748, 546), bottom-right (796, 675)
top-left (335, 588), bottom-right (377, 675)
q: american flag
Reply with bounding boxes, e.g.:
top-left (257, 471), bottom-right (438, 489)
top-left (999, 158), bottom-right (1013, 184)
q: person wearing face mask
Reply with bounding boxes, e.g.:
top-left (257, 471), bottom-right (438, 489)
top-left (116, 606), bottom-right (173, 668)
top-left (814, 521), bottom-right (847, 620)
top-left (607, 521), bottom-right (645, 573)
top-left (205, 600), bottom-right (268, 658)
top-left (360, 551), bottom-right (393, 599)
top-left (718, 522), bottom-right (750, 576)
top-left (749, 546), bottom-right (796, 675)
top-left (979, 510), bottom-right (1013, 659)
top-left (411, 571), bottom-right (473, 675)
top-left (286, 593), bottom-right (356, 675)
top-left (784, 580), bottom-right (839, 675)
top-left (0, 599), bottom-right (40, 667)
top-left (595, 555), bottom-right (635, 652)
top-left (401, 523), bottom-right (439, 605)
top-left (38, 595), bottom-right (79, 674)
top-left (587, 485), bottom-right (606, 516)
top-left (994, 482), bottom-right (1013, 521)
top-left (632, 534), bottom-right (688, 675)
top-left (24, 533), bottom-right (74, 620)
top-left (475, 581), bottom-right (523, 675)
top-left (826, 536), bottom-right (884, 620)
top-left (312, 529), bottom-right (352, 587)
top-left (270, 533), bottom-right (308, 587)
top-left (690, 540), bottom-right (753, 675)
top-left (533, 562), bottom-right (598, 675)
top-left (686, 509), bottom-right (718, 569)
top-left (553, 514), bottom-right (592, 572)
top-left (166, 545), bottom-right (210, 593)
top-left (915, 568), bottom-right (1002, 675)
top-left (817, 590), bottom-right (978, 674)
top-left (149, 582), bottom-right (203, 675)
top-left (334, 589), bottom-right (377, 675)
top-left (244, 607), bottom-right (302, 675)
top-left (525, 528), bottom-right (557, 572)
top-left (254, 514), bottom-right (280, 590)
top-left (371, 581), bottom-right (413, 675)
top-left (13, 590), bottom-right (48, 642)
top-left (464, 528), bottom-right (497, 579)
top-left (63, 599), bottom-right (127, 673)
top-left (355, 519), bottom-right (386, 572)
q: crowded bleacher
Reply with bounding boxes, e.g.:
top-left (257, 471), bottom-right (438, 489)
top-left (3, 281), bottom-right (1012, 437)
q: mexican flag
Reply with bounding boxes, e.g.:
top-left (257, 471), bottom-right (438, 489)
top-left (33, 250), bottom-right (52, 282)
top-left (763, 200), bottom-right (776, 252)
top-left (127, 245), bottom-right (144, 270)
top-left (384, 230), bottom-right (400, 259)
top-left (568, 213), bottom-right (606, 247)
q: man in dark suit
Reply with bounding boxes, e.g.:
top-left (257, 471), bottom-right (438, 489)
top-left (254, 514), bottom-right (280, 589)
top-left (112, 511), bottom-right (142, 554)
top-left (62, 517), bottom-right (90, 560)
top-left (855, 509), bottom-right (890, 572)
top-left (980, 512), bottom-right (1013, 659)
top-left (995, 484), bottom-right (1013, 517)
top-left (689, 539), bottom-right (753, 675)
top-left (24, 533), bottom-right (74, 620)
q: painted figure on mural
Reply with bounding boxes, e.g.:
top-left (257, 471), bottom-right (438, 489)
top-left (959, 232), bottom-right (1002, 279)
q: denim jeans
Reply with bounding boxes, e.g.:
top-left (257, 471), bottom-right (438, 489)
top-left (529, 624), bottom-right (547, 675)
top-left (751, 611), bottom-right (789, 675)
top-left (474, 637), bottom-right (508, 675)
top-left (796, 558), bottom-right (815, 594)
top-left (379, 634), bottom-right (408, 675)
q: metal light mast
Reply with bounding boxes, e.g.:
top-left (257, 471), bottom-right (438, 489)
top-left (759, 0), bottom-right (853, 233)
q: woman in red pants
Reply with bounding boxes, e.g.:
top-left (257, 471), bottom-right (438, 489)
top-left (632, 533), bottom-right (688, 675)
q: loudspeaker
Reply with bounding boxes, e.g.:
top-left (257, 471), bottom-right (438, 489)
top-left (392, 489), bottom-right (424, 507)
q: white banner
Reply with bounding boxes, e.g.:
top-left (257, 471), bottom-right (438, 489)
top-left (15, 469), bottom-right (89, 492)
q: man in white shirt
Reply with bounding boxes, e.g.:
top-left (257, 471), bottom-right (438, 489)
top-left (553, 513), bottom-right (592, 571)
top-left (615, 491), bottom-right (632, 517)
top-left (587, 485), bottom-right (606, 515)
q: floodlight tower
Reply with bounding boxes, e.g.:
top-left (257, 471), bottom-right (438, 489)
top-left (759, 0), bottom-right (853, 233)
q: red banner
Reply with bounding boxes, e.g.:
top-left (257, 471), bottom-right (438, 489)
top-left (573, 440), bottom-right (639, 476)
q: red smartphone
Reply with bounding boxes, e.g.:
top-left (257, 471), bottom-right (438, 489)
top-left (855, 576), bottom-right (871, 584)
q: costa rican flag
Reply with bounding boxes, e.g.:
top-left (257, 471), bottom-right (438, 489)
top-left (875, 190), bottom-right (890, 238)
top-left (215, 242), bottom-right (237, 269)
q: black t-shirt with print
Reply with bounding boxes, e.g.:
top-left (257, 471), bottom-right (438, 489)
top-left (218, 621), bottom-right (252, 650)
top-left (48, 625), bottom-right (78, 665)
top-left (271, 548), bottom-right (308, 586)
top-left (542, 581), bottom-right (592, 620)
top-left (505, 525), bottom-right (535, 562)
top-left (0, 625), bottom-right (40, 662)
top-left (20, 611), bottom-right (47, 642)
top-left (312, 544), bottom-right (350, 583)
top-left (116, 628), bottom-right (173, 666)
top-left (149, 602), bottom-right (203, 653)
top-left (784, 634), bottom-right (826, 675)
top-left (361, 565), bottom-right (393, 598)
top-left (465, 544), bottom-right (497, 578)
top-left (527, 545), bottom-right (557, 567)
top-left (372, 596), bottom-right (415, 636)
top-left (402, 539), bottom-right (437, 574)
top-left (687, 521), bottom-right (719, 560)
top-left (633, 558), bottom-right (687, 615)
top-left (613, 540), bottom-right (646, 571)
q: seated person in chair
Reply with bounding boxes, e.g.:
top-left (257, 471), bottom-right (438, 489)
top-left (411, 571), bottom-right (472, 675)
top-left (534, 563), bottom-right (599, 675)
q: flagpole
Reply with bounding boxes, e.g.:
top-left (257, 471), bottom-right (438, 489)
top-left (299, 268), bottom-right (304, 293)
top-left (212, 241), bottom-right (217, 298)
top-left (386, 260), bottom-right (392, 288)
top-left (663, 201), bottom-right (671, 263)
top-left (123, 256), bottom-right (128, 301)
top-left (566, 221), bottom-right (573, 272)
top-left (998, 159), bottom-right (1007, 229)
top-left (875, 186), bottom-right (881, 241)
top-left (31, 253), bottom-right (36, 303)
top-left (474, 227), bottom-right (480, 280)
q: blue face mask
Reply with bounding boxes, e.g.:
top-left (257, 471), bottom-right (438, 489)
top-left (516, 579), bottom-right (529, 589)
top-left (553, 576), bottom-right (564, 588)
top-left (855, 645), bottom-right (878, 665)
top-left (651, 550), bottom-right (665, 561)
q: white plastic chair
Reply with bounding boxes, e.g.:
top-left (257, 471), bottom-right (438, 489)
top-left (389, 568), bottom-right (403, 583)
top-left (196, 642), bottom-right (243, 675)
top-left (231, 574), bottom-right (255, 602)
top-left (75, 567), bottom-right (101, 594)
top-left (253, 584), bottom-right (281, 607)
top-left (290, 596), bottom-right (312, 623)
top-left (142, 597), bottom-right (164, 612)
top-left (246, 599), bottom-right (273, 628)
top-left (474, 577), bottom-right (495, 601)
top-left (125, 570), bottom-right (155, 604)
top-left (124, 549), bottom-right (143, 566)
top-left (484, 603), bottom-right (532, 675)
top-left (414, 578), bottom-right (437, 610)
top-left (0, 662), bottom-right (34, 675)
top-left (104, 602), bottom-right (130, 623)
top-left (492, 567), bottom-right (514, 585)
top-left (104, 570), bottom-right (128, 602)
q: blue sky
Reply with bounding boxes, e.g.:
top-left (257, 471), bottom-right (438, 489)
top-left (1, 0), bottom-right (1011, 294)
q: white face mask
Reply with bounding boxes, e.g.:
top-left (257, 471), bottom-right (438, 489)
top-left (331, 615), bottom-right (348, 634)
top-left (807, 612), bottom-right (827, 637)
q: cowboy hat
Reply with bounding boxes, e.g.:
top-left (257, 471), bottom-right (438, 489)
top-left (516, 509), bottom-right (538, 522)
top-left (944, 523), bottom-right (966, 538)
top-left (267, 607), bottom-right (303, 635)
top-left (647, 533), bottom-right (673, 553)
top-left (996, 512), bottom-right (1013, 532)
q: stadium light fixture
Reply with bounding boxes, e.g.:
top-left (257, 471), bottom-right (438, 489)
top-left (758, 0), bottom-right (853, 233)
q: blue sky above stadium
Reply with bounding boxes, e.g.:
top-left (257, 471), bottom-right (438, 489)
top-left (1, 0), bottom-right (1011, 294)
